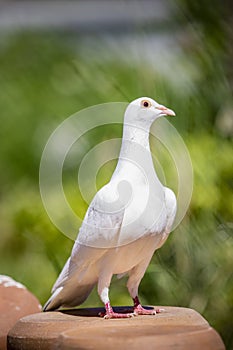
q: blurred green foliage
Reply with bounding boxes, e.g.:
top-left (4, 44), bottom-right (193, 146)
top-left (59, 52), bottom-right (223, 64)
top-left (0, 10), bottom-right (232, 349)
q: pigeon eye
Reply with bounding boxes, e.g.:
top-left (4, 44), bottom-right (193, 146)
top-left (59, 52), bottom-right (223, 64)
top-left (141, 100), bottom-right (151, 108)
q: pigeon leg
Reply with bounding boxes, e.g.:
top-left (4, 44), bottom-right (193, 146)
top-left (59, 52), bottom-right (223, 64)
top-left (98, 279), bottom-right (134, 319)
top-left (127, 261), bottom-right (163, 315)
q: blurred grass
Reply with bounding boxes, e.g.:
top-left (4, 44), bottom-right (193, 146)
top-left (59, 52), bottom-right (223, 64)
top-left (0, 28), bottom-right (232, 349)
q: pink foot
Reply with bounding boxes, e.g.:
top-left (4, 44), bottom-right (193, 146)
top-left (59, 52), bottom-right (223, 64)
top-left (104, 311), bottom-right (135, 319)
top-left (133, 296), bottom-right (164, 315)
top-left (134, 304), bottom-right (156, 315)
top-left (101, 302), bottom-right (135, 319)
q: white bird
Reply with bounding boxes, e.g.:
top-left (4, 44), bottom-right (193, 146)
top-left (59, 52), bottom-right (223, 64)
top-left (43, 97), bottom-right (177, 318)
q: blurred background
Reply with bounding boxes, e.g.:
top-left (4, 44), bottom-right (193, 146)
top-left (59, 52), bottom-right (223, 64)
top-left (0, 0), bottom-right (232, 348)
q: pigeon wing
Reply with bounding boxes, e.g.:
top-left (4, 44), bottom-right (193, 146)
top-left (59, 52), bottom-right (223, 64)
top-left (43, 183), bottom-right (126, 311)
top-left (77, 182), bottom-right (125, 249)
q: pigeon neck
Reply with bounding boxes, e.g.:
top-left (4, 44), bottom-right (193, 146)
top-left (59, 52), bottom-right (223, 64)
top-left (116, 123), bottom-right (154, 173)
top-left (121, 123), bottom-right (151, 151)
top-left (113, 122), bottom-right (161, 186)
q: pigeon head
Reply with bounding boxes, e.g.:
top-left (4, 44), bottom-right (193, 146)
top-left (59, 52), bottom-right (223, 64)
top-left (124, 97), bottom-right (175, 126)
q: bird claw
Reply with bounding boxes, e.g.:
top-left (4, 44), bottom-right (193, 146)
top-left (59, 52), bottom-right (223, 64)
top-left (134, 305), bottom-right (157, 315)
top-left (103, 311), bottom-right (135, 319)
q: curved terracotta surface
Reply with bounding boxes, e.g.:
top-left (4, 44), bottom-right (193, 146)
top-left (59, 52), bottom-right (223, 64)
top-left (7, 306), bottom-right (225, 350)
top-left (0, 276), bottom-right (41, 350)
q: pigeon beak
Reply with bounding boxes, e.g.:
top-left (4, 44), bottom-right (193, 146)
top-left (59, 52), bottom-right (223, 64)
top-left (155, 105), bottom-right (176, 117)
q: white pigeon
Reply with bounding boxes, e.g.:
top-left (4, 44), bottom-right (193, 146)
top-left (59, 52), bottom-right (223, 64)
top-left (43, 97), bottom-right (177, 318)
